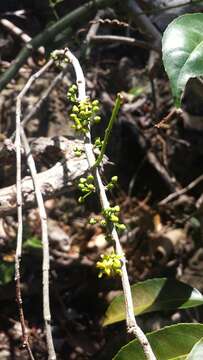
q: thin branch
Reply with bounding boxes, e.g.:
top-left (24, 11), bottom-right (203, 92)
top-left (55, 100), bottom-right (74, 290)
top-left (86, 10), bottom-right (105, 44)
top-left (21, 128), bottom-right (56, 360)
top-left (155, 108), bottom-right (182, 129)
top-left (15, 71), bottom-right (37, 360)
top-left (64, 47), bottom-right (156, 360)
top-left (159, 174), bottom-right (203, 206)
top-left (15, 59), bottom-right (55, 360)
top-left (84, 9), bottom-right (105, 58)
top-left (11, 64), bottom-right (70, 141)
top-left (91, 34), bottom-right (160, 52)
top-left (0, 18), bottom-right (44, 55)
top-left (127, 0), bottom-right (161, 48)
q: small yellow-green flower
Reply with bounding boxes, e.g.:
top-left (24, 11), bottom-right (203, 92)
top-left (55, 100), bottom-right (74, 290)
top-left (96, 252), bottom-right (122, 278)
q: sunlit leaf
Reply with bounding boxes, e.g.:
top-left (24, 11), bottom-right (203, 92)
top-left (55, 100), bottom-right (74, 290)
top-left (103, 278), bottom-right (203, 326)
top-left (113, 324), bottom-right (203, 360)
top-left (186, 337), bottom-right (203, 359)
top-left (162, 13), bottom-right (203, 107)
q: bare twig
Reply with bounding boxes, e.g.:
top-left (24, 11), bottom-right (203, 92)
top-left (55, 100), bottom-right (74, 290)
top-left (91, 34), bottom-right (160, 52)
top-left (15, 71), bottom-right (37, 360)
top-left (11, 64), bottom-right (70, 141)
top-left (155, 108), bottom-right (183, 129)
top-left (63, 47), bottom-right (156, 360)
top-left (86, 10), bottom-right (105, 44)
top-left (159, 174), bottom-right (203, 206)
top-left (147, 151), bottom-right (178, 192)
top-left (85, 10), bottom-right (105, 58)
top-left (21, 128), bottom-right (56, 360)
top-left (124, 114), bottom-right (179, 192)
top-left (15, 59), bottom-right (55, 360)
top-left (0, 18), bottom-right (44, 55)
top-left (127, 0), bottom-right (161, 48)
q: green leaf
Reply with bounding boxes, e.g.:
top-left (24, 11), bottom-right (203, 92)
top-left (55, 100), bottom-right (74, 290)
top-left (103, 278), bottom-right (203, 326)
top-left (162, 13), bottom-right (203, 107)
top-left (113, 323), bottom-right (203, 360)
top-left (186, 337), bottom-right (203, 359)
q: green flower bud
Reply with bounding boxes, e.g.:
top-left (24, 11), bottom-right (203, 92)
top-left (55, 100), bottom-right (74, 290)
top-left (111, 176), bottom-right (118, 183)
top-left (80, 187), bottom-right (89, 193)
top-left (87, 175), bottom-right (94, 182)
top-left (78, 183), bottom-right (85, 189)
top-left (110, 215), bottom-right (119, 223)
top-left (72, 105), bottom-right (79, 113)
top-left (87, 184), bottom-right (95, 191)
top-left (95, 138), bottom-right (101, 146)
top-left (100, 220), bottom-right (107, 227)
top-left (94, 116), bottom-right (101, 124)
top-left (92, 100), bottom-right (99, 106)
top-left (75, 151), bottom-right (82, 157)
top-left (79, 110), bottom-right (86, 117)
top-left (69, 96), bottom-right (74, 102)
top-left (116, 223), bottom-right (126, 231)
top-left (107, 183), bottom-right (114, 190)
top-left (78, 196), bottom-right (84, 204)
top-left (89, 218), bottom-right (97, 225)
top-left (93, 106), bottom-right (99, 113)
top-left (86, 110), bottom-right (92, 116)
top-left (79, 178), bottom-right (86, 183)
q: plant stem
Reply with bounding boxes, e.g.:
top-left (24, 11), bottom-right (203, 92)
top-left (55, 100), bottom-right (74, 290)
top-left (15, 60), bottom-right (56, 360)
top-left (94, 94), bottom-right (122, 167)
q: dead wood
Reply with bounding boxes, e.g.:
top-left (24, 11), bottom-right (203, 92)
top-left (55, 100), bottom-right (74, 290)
top-left (0, 137), bottom-right (89, 216)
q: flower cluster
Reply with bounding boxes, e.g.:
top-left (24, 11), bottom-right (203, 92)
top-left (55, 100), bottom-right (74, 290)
top-left (102, 206), bottom-right (126, 231)
top-left (94, 137), bottom-right (103, 150)
top-left (51, 50), bottom-right (69, 68)
top-left (88, 202), bottom-right (126, 232)
top-left (106, 176), bottom-right (118, 190)
top-left (74, 146), bottom-right (84, 157)
top-left (78, 175), bottom-right (95, 203)
top-left (67, 83), bottom-right (126, 279)
top-left (96, 251), bottom-right (122, 278)
top-left (67, 85), bottom-right (101, 134)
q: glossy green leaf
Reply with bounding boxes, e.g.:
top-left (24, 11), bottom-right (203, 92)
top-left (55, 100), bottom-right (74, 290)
top-left (186, 337), bottom-right (203, 359)
top-left (113, 323), bottom-right (203, 360)
top-left (162, 13), bottom-right (203, 107)
top-left (103, 278), bottom-right (203, 326)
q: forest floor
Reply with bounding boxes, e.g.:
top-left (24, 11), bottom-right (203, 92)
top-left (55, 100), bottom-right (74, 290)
top-left (1, 1), bottom-right (203, 359)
